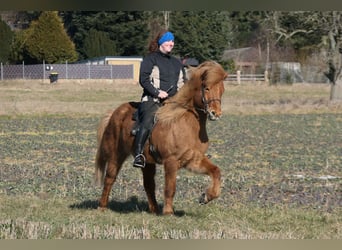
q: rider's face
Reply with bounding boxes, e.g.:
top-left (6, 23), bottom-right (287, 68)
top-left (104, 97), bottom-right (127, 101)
top-left (159, 40), bottom-right (174, 54)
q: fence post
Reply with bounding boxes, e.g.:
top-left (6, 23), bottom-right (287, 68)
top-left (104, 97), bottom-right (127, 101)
top-left (264, 70), bottom-right (269, 83)
top-left (237, 70), bottom-right (241, 84)
top-left (1, 62), bottom-right (3, 81)
top-left (88, 62), bottom-right (91, 79)
top-left (66, 61), bottom-right (68, 79)
top-left (22, 61), bottom-right (25, 79)
top-left (43, 60), bottom-right (45, 82)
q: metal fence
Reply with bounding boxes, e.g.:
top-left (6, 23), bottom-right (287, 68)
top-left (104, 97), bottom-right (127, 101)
top-left (0, 62), bottom-right (134, 80)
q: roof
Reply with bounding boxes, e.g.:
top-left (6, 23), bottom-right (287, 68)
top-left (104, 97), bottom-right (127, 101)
top-left (182, 58), bottom-right (199, 67)
top-left (77, 56), bottom-right (143, 64)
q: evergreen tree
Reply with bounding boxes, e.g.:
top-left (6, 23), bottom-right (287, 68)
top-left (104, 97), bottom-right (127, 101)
top-left (25, 11), bottom-right (78, 63)
top-left (169, 11), bottom-right (233, 63)
top-left (62, 11), bottom-right (149, 59)
top-left (229, 11), bottom-right (266, 48)
top-left (8, 29), bottom-right (27, 63)
top-left (0, 17), bottom-right (14, 63)
top-left (83, 28), bottom-right (117, 58)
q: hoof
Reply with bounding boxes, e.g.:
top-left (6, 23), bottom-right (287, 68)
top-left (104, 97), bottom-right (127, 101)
top-left (162, 207), bottom-right (174, 215)
top-left (97, 206), bottom-right (107, 212)
top-left (162, 212), bottom-right (174, 216)
top-left (199, 193), bottom-right (208, 205)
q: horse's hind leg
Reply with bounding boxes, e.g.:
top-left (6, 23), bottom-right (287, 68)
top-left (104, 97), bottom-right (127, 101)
top-left (163, 158), bottom-right (179, 215)
top-left (141, 163), bottom-right (159, 214)
top-left (98, 157), bottom-right (122, 210)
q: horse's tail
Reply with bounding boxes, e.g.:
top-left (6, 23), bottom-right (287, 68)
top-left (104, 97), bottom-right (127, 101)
top-left (94, 109), bottom-right (114, 186)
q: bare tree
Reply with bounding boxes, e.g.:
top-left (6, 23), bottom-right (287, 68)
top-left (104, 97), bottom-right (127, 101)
top-left (265, 11), bottom-right (342, 101)
top-left (321, 11), bottom-right (342, 101)
top-left (266, 11), bottom-right (313, 43)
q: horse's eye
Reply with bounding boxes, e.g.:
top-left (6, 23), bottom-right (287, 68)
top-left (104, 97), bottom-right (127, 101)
top-left (205, 87), bottom-right (210, 92)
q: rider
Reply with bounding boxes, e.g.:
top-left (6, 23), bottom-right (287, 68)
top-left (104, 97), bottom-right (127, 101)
top-left (133, 29), bottom-right (187, 168)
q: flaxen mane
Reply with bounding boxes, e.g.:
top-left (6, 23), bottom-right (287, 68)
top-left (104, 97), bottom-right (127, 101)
top-left (156, 61), bottom-right (226, 125)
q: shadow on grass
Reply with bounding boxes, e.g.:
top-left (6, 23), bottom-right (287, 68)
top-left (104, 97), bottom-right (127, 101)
top-left (69, 196), bottom-right (185, 217)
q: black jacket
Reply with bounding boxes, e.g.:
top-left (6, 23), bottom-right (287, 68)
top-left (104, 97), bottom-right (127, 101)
top-left (139, 50), bottom-right (186, 102)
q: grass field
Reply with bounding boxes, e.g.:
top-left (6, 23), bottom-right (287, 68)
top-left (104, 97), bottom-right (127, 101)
top-left (0, 79), bottom-right (341, 239)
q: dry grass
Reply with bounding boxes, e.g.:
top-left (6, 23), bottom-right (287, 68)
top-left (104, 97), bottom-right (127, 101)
top-left (221, 82), bottom-right (341, 115)
top-left (0, 79), bottom-right (340, 116)
top-left (0, 79), bottom-right (139, 116)
top-left (1, 196), bottom-right (340, 239)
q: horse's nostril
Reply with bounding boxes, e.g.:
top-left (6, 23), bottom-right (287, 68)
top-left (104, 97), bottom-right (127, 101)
top-left (208, 110), bottom-right (220, 121)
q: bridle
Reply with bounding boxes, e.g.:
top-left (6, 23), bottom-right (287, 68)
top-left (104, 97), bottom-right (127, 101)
top-left (163, 81), bottom-right (222, 120)
top-left (198, 82), bottom-right (222, 116)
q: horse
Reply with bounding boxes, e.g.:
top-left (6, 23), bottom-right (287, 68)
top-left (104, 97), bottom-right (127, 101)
top-left (95, 60), bottom-right (227, 215)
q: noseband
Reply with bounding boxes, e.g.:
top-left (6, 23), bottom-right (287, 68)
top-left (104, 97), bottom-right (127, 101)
top-left (199, 82), bottom-right (222, 115)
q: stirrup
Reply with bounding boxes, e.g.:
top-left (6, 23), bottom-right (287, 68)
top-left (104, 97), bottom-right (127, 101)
top-left (133, 154), bottom-right (146, 168)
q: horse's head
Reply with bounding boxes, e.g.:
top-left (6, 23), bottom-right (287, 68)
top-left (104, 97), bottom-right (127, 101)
top-left (156, 61), bottom-right (227, 124)
top-left (194, 61), bottom-right (227, 121)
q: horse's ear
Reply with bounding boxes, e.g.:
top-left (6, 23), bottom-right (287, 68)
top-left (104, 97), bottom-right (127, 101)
top-left (185, 65), bottom-right (195, 80)
top-left (186, 65), bottom-right (195, 71)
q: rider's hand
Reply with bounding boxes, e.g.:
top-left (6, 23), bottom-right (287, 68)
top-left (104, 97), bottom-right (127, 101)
top-left (158, 90), bottom-right (169, 99)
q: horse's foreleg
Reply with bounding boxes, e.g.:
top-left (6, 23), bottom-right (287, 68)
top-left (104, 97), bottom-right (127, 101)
top-left (98, 159), bottom-right (120, 209)
top-left (141, 164), bottom-right (159, 214)
top-left (163, 159), bottom-right (179, 215)
top-left (200, 157), bottom-right (221, 204)
top-left (186, 156), bottom-right (221, 204)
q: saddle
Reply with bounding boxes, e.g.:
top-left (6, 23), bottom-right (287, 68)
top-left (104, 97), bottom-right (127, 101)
top-left (131, 109), bottom-right (140, 136)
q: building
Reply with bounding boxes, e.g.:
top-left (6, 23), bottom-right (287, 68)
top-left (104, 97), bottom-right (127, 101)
top-left (222, 47), bottom-right (262, 74)
top-left (78, 56), bottom-right (143, 82)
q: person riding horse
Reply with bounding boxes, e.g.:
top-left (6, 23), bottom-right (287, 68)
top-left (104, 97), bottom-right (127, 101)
top-left (133, 30), bottom-right (187, 168)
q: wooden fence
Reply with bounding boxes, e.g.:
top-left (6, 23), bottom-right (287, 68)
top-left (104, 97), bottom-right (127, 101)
top-left (225, 70), bottom-right (269, 84)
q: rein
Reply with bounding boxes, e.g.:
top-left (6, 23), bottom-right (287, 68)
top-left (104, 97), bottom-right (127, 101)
top-left (162, 81), bottom-right (222, 118)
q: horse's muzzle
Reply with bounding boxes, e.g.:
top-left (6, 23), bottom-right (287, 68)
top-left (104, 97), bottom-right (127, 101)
top-left (208, 110), bottom-right (221, 121)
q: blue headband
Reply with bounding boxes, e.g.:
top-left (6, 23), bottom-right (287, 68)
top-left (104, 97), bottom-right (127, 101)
top-left (158, 31), bottom-right (174, 45)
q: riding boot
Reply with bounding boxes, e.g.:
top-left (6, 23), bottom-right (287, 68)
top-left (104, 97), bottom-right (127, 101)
top-left (133, 126), bottom-right (150, 168)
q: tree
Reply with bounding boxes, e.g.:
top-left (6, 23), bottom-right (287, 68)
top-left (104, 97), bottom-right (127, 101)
top-left (169, 11), bottom-right (233, 64)
top-left (318, 11), bottom-right (342, 101)
top-left (229, 11), bottom-right (266, 48)
top-left (0, 17), bottom-right (14, 63)
top-left (8, 29), bottom-right (28, 63)
top-left (264, 11), bottom-right (342, 101)
top-left (83, 28), bottom-right (117, 58)
top-left (62, 11), bottom-right (149, 59)
top-left (24, 11), bottom-right (78, 63)
top-left (110, 11), bottom-right (149, 56)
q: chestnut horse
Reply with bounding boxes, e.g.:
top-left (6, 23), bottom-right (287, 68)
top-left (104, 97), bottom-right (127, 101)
top-left (95, 61), bottom-right (227, 215)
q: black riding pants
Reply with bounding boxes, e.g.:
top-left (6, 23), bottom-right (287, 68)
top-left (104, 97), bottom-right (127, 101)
top-left (138, 100), bottom-right (160, 130)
